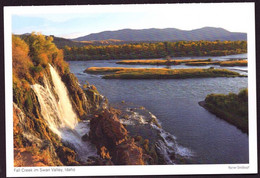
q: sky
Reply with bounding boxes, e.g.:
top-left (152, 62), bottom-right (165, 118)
top-left (11, 3), bottom-right (253, 39)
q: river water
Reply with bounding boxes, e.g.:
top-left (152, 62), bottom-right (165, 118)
top-left (68, 54), bottom-right (248, 164)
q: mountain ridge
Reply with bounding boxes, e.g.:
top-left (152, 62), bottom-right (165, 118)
top-left (73, 27), bottom-right (247, 42)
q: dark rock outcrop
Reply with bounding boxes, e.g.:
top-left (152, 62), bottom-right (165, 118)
top-left (56, 146), bottom-right (80, 166)
top-left (89, 109), bottom-right (145, 165)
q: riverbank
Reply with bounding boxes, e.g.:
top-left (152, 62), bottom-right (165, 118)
top-left (199, 89), bottom-right (248, 133)
top-left (186, 60), bottom-right (247, 66)
top-left (116, 59), bottom-right (211, 65)
top-left (117, 59), bottom-right (247, 67)
top-left (84, 67), bottom-right (246, 79)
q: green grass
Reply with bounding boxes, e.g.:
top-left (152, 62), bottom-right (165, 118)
top-left (200, 88), bottom-right (248, 133)
top-left (84, 67), bottom-right (245, 79)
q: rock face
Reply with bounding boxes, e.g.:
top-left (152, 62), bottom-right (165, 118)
top-left (12, 34), bottom-right (145, 167)
top-left (13, 67), bottom-right (146, 166)
top-left (62, 73), bottom-right (91, 119)
top-left (12, 34), bottom-right (146, 167)
top-left (89, 109), bottom-right (145, 165)
top-left (14, 148), bottom-right (48, 167)
top-left (13, 103), bottom-right (67, 166)
top-left (13, 67), bottom-right (87, 167)
top-left (114, 138), bottom-right (144, 165)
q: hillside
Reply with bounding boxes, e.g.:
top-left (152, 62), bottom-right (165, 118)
top-left (17, 27), bottom-right (247, 49)
top-left (73, 27), bottom-right (247, 42)
top-left (52, 37), bottom-right (124, 48)
top-left (12, 33), bottom-right (151, 166)
top-left (17, 34), bottom-right (125, 48)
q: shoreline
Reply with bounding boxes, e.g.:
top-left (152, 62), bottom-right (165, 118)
top-left (65, 53), bottom-right (247, 62)
top-left (117, 59), bottom-right (247, 67)
top-left (84, 67), bottom-right (246, 79)
top-left (198, 99), bottom-right (248, 134)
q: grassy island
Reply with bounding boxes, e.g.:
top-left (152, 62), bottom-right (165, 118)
top-left (186, 60), bottom-right (247, 67)
top-left (116, 59), bottom-right (211, 65)
top-left (84, 67), bottom-right (127, 74)
top-left (199, 88), bottom-right (248, 133)
top-left (84, 67), bottom-right (245, 79)
top-left (117, 59), bottom-right (247, 67)
top-left (219, 60), bottom-right (247, 66)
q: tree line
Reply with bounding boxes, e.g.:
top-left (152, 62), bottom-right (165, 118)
top-left (63, 40), bottom-right (247, 61)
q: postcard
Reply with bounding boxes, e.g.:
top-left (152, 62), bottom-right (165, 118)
top-left (4, 3), bottom-right (257, 177)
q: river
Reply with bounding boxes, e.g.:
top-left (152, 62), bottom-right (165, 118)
top-left (68, 53), bottom-right (248, 164)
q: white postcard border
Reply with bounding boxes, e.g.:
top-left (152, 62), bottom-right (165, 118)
top-left (4, 3), bottom-right (257, 177)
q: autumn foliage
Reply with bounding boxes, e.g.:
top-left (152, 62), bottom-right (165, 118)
top-left (13, 33), bottom-right (69, 86)
top-left (63, 40), bottom-right (247, 60)
top-left (12, 35), bottom-right (34, 85)
top-left (12, 33), bottom-right (77, 167)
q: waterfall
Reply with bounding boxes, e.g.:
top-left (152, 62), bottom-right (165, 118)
top-left (32, 64), bottom-right (97, 163)
top-left (49, 65), bottom-right (78, 128)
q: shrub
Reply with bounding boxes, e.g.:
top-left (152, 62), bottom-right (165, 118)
top-left (238, 88), bottom-right (248, 102)
top-left (204, 88), bottom-right (248, 133)
top-left (30, 65), bottom-right (43, 74)
top-left (12, 35), bottom-right (34, 83)
top-left (25, 93), bottom-right (33, 113)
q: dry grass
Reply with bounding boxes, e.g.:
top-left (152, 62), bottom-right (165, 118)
top-left (117, 59), bottom-right (248, 67)
top-left (219, 60), bottom-right (247, 66)
top-left (186, 60), bottom-right (247, 66)
top-left (116, 59), bottom-right (211, 65)
top-left (84, 67), bottom-right (128, 74)
top-left (84, 67), bottom-right (245, 79)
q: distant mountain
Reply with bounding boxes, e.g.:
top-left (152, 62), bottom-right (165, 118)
top-left (51, 36), bottom-right (87, 48)
top-left (73, 27), bottom-right (247, 42)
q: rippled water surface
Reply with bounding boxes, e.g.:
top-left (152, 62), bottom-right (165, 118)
top-left (68, 54), bottom-right (248, 164)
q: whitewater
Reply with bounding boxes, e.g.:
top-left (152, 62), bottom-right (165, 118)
top-left (32, 64), bottom-right (97, 163)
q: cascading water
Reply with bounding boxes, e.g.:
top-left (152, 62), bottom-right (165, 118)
top-left (49, 65), bottom-right (78, 128)
top-left (32, 64), bottom-right (97, 163)
top-left (112, 102), bottom-right (194, 164)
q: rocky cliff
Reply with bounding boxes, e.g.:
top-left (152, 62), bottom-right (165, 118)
top-left (13, 33), bottom-right (146, 166)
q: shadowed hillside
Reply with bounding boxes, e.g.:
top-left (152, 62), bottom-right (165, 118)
top-left (73, 27), bottom-right (247, 42)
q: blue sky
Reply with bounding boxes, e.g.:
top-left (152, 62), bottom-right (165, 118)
top-left (11, 3), bottom-right (252, 39)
